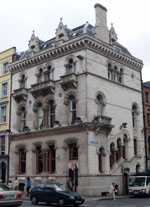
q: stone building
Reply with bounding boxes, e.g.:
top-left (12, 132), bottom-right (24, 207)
top-left (143, 82), bottom-right (150, 169)
top-left (9, 4), bottom-right (145, 195)
top-left (0, 47), bottom-right (16, 183)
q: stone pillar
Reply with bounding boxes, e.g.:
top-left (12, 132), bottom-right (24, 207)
top-left (88, 131), bottom-right (99, 175)
top-left (41, 143), bottom-right (49, 174)
top-left (26, 144), bottom-right (36, 176)
top-left (55, 141), bottom-right (67, 175)
top-left (103, 150), bottom-right (110, 174)
top-left (9, 147), bottom-right (19, 177)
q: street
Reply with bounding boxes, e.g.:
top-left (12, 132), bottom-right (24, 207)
top-left (21, 198), bottom-right (150, 207)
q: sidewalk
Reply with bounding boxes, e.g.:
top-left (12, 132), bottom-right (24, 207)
top-left (85, 195), bottom-right (128, 201)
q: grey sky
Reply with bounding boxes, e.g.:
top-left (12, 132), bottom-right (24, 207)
top-left (0, 0), bottom-right (149, 81)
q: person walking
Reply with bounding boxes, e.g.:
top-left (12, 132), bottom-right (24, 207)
top-left (13, 177), bottom-right (18, 190)
top-left (26, 176), bottom-right (32, 197)
top-left (109, 183), bottom-right (116, 200)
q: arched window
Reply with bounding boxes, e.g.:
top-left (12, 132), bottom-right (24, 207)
top-left (19, 74), bottom-right (26, 88)
top-left (96, 93), bottom-right (105, 116)
top-left (108, 63), bottom-right (112, 79)
top-left (110, 142), bottom-right (115, 169)
top-left (123, 134), bottom-right (128, 159)
top-left (116, 138), bottom-right (122, 161)
top-left (20, 106), bottom-right (26, 132)
top-left (37, 68), bottom-right (43, 83)
top-left (136, 163), bottom-right (140, 173)
top-left (66, 58), bottom-right (75, 74)
top-left (132, 104), bottom-right (139, 128)
top-left (98, 147), bottom-right (105, 173)
top-left (36, 146), bottom-right (43, 174)
top-left (69, 95), bottom-right (76, 124)
top-left (18, 148), bottom-right (26, 174)
top-left (134, 138), bottom-right (137, 156)
top-left (68, 143), bottom-right (78, 160)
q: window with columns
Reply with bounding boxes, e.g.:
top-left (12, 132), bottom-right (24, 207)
top-left (44, 65), bottom-right (54, 81)
top-left (18, 148), bottom-right (26, 174)
top-left (108, 63), bottom-right (123, 84)
top-left (36, 144), bottom-right (56, 174)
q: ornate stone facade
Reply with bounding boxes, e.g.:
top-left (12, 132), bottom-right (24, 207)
top-left (9, 4), bottom-right (144, 196)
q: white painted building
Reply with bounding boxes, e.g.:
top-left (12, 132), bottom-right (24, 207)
top-left (9, 3), bottom-right (144, 196)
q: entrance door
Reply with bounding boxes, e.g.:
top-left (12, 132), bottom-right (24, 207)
top-left (1, 162), bottom-right (6, 183)
top-left (123, 173), bottom-right (128, 194)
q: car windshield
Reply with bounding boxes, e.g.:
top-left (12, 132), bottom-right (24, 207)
top-left (129, 176), bottom-right (146, 187)
top-left (0, 184), bottom-right (10, 191)
top-left (54, 185), bottom-right (64, 192)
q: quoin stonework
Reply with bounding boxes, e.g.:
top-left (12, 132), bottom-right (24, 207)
top-left (9, 3), bottom-right (145, 196)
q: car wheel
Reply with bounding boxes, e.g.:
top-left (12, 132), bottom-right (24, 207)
top-left (57, 199), bottom-right (64, 207)
top-left (31, 196), bottom-right (38, 205)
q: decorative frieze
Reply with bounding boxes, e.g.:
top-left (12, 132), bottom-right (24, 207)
top-left (10, 35), bottom-right (143, 74)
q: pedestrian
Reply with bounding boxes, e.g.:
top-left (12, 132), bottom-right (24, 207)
top-left (13, 177), bottom-right (18, 190)
top-left (74, 163), bottom-right (78, 192)
top-left (114, 184), bottom-right (119, 196)
top-left (109, 183), bottom-right (116, 200)
top-left (26, 176), bottom-right (32, 197)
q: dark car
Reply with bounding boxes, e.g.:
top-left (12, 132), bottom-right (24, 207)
top-left (30, 183), bottom-right (85, 206)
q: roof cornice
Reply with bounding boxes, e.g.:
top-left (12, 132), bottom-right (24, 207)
top-left (10, 35), bottom-right (143, 73)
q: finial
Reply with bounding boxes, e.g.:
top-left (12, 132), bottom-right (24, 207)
top-left (109, 23), bottom-right (118, 43)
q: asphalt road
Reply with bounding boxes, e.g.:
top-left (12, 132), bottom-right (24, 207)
top-left (21, 198), bottom-right (150, 207)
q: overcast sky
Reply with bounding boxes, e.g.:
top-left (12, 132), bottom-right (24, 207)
top-left (0, 0), bottom-right (149, 81)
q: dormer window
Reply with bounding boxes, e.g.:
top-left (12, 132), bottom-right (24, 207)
top-left (59, 33), bottom-right (64, 38)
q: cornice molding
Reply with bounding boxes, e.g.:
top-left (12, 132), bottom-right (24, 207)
top-left (10, 35), bottom-right (143, 74)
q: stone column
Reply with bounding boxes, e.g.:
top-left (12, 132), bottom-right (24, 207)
top-left (103, 150), bottom-right (110, 174)
top-left (41, 143), bottom-right (49, 174)
top-left (87, 131), bottom-right (99, 175)
top-left (55, 141), bottom-right (67, 175)
top-left (26, 144), bottom-right (36, 176)
top-left (9, 146), bottom-right (19, 177)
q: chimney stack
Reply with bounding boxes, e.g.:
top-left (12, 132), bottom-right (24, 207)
top-left (94, 3), bottom-right (109, 42)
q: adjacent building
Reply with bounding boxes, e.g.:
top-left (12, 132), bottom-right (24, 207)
top-left (0, 47), bottom-right (16, 183)
top-left (9, 4), bottom-right (145, 195)
top-left (143, 82), bottom-right (150, 169)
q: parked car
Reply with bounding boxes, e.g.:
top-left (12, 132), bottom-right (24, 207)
top-left (0, 183), bottom-right (23, 207)
top-left (30, 183), bottom-right (85, 206)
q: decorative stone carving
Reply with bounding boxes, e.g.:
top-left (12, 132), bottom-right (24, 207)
top-left (109, 23), bottom-right (118, 44)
